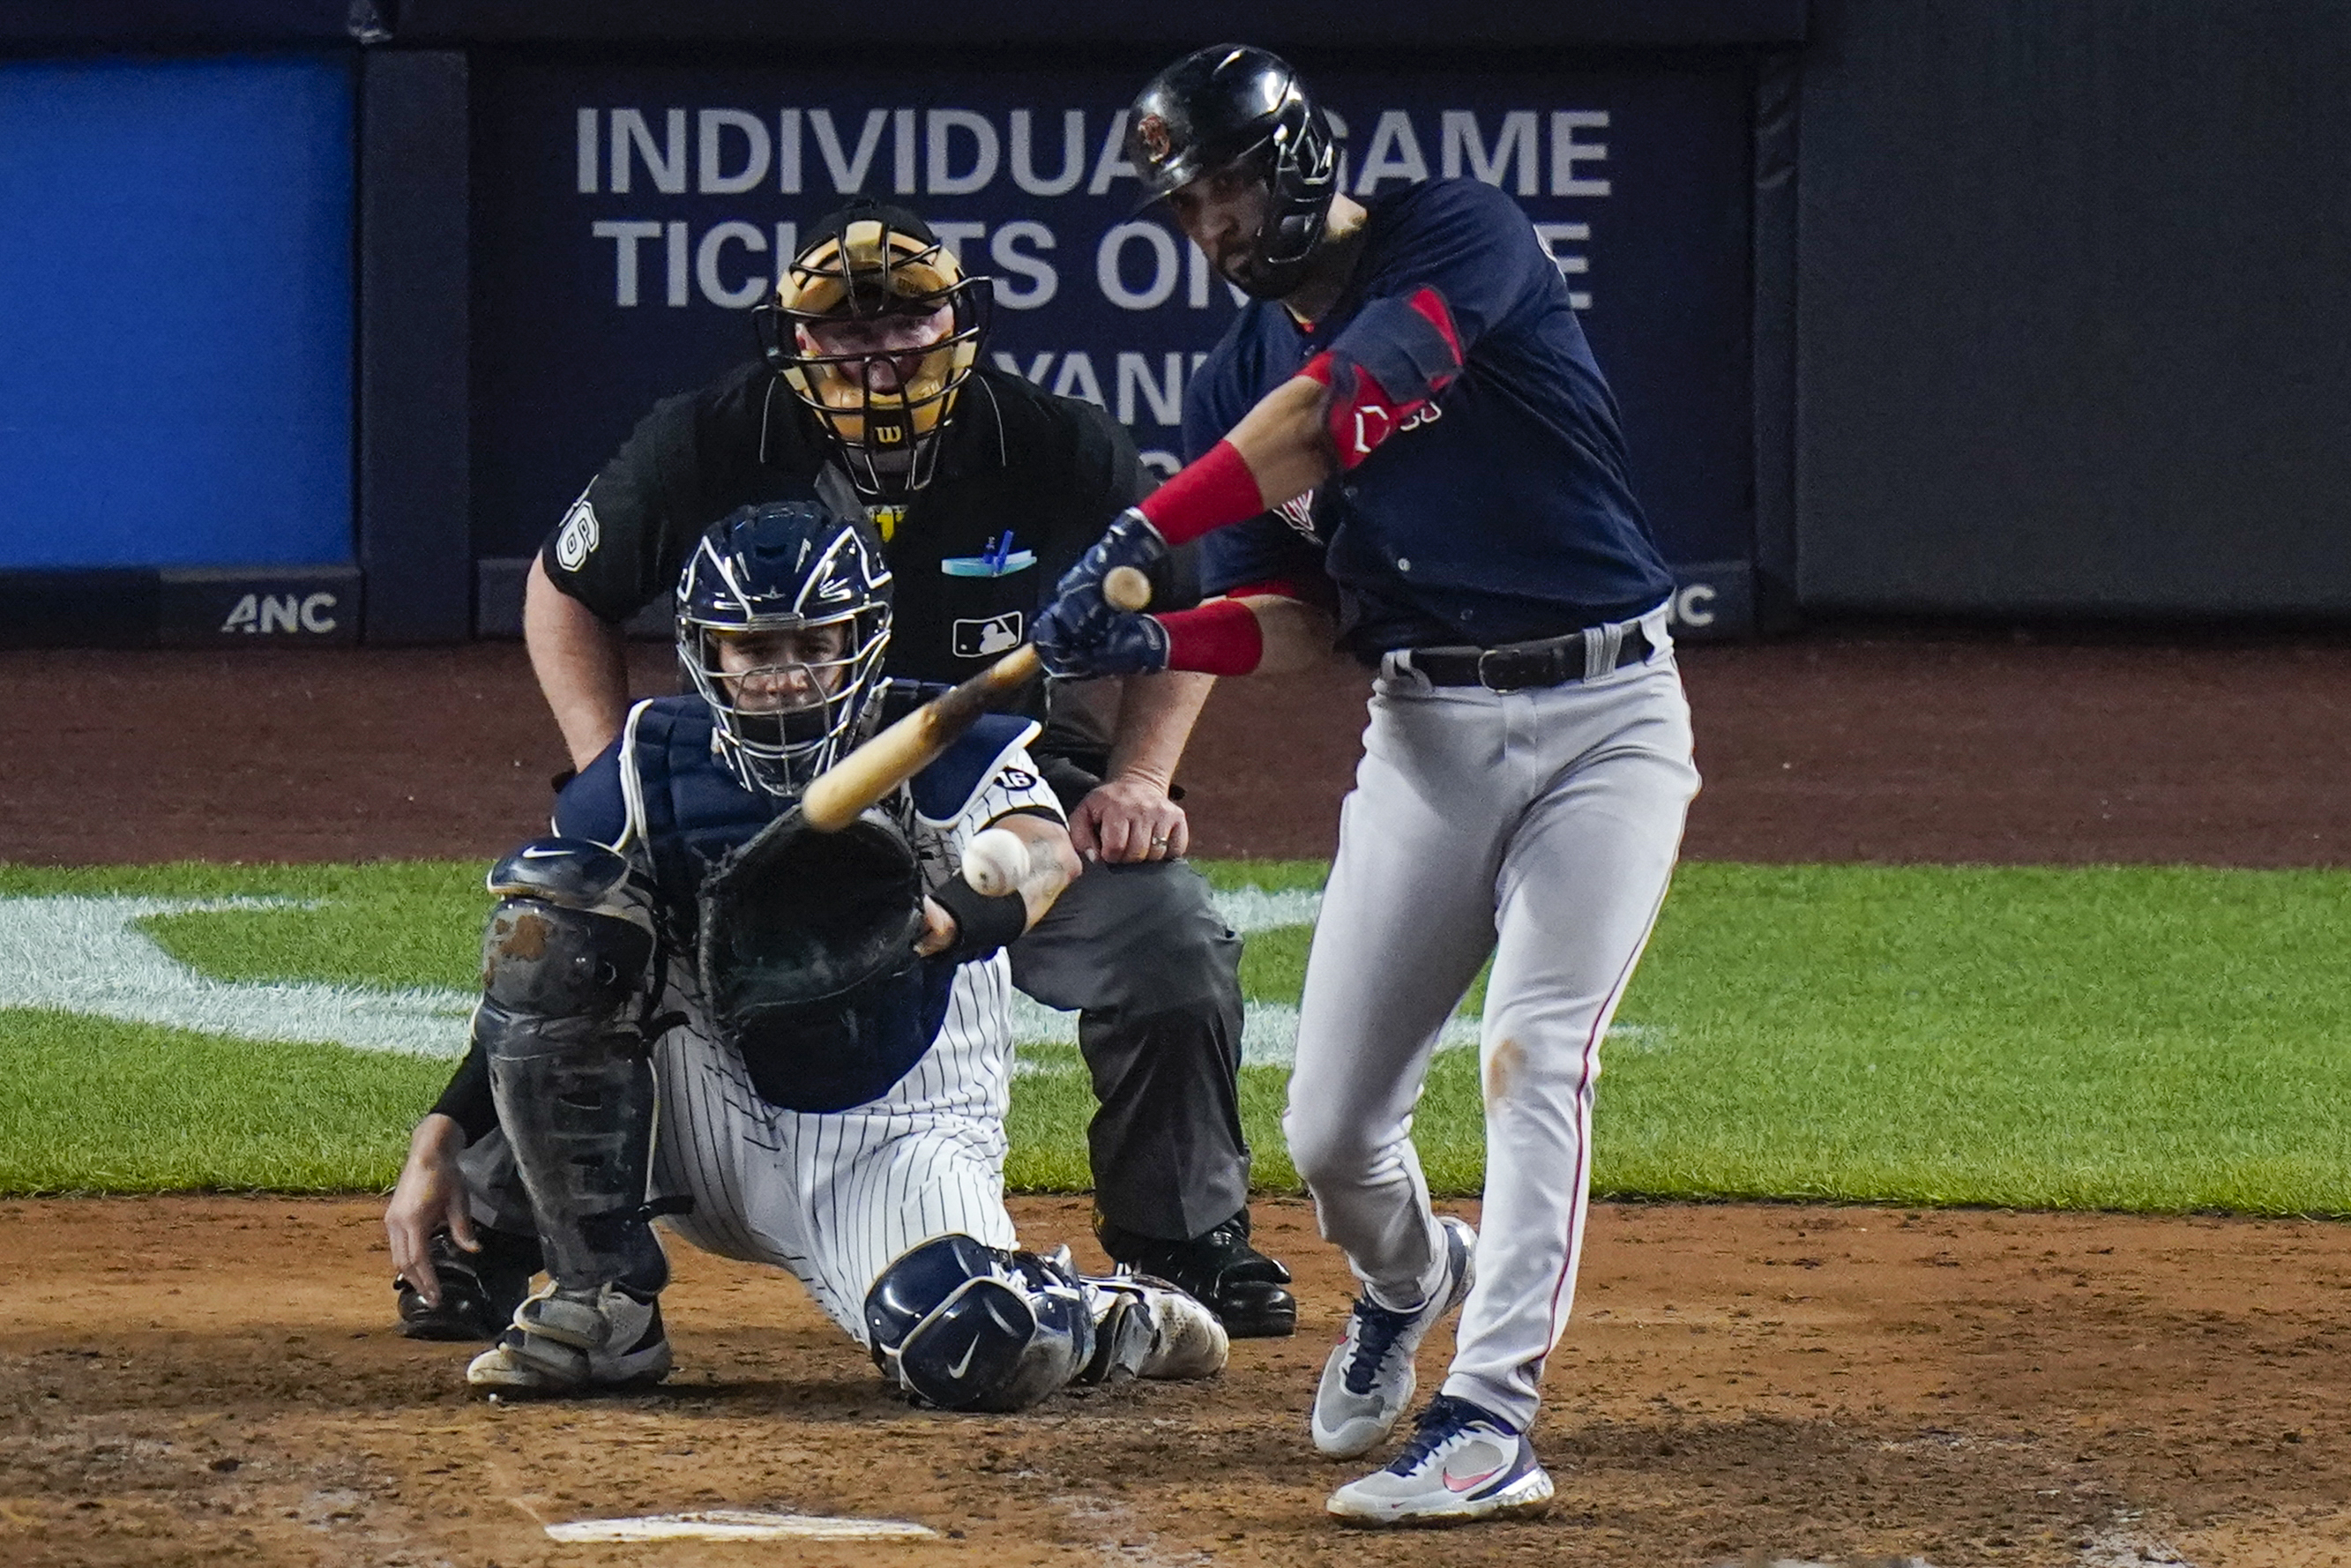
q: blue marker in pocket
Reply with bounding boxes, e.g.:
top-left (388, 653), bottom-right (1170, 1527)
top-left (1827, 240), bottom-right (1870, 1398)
top-left (942, 530), bottom-right (1036, 578)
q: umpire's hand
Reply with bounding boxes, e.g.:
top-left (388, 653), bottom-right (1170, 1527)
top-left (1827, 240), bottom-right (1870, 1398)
top-left (1071, 774), bottom-right (1189, 864)
top-left (384, 1113), bottom-right (476, 1307)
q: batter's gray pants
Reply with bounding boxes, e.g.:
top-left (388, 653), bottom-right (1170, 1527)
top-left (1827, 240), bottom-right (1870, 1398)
top-left (1283, 627), bottom-right (1698, 1432)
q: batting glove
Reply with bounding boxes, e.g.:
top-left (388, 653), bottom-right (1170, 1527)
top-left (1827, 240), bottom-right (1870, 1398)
top-left (1034, 608), bottom-right (1170, 679)
top-left (1035, 508), bottom-right (1168, 653)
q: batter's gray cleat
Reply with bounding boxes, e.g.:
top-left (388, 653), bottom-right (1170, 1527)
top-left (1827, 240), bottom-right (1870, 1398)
top-left (1310, 1215), bottom-right (1476, 1458)
top-left (394, 1228), bottom-right (541, 1342)
top-left (465, 1281), bottom-right (671, 1395)
top-left (1326, 1393), bottom-right (1553, 1527)
top-left (1089, 1274), bottom-right (1231, 1383)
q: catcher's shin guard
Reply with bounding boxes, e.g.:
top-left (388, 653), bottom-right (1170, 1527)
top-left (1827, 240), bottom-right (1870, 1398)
top-left (477, 841), bottom-right (668, 1296)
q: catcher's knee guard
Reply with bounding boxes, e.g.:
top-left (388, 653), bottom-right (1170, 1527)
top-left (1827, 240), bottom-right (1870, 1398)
top-left (863, 1235), bottom-right (1097, 1412)
top-left (477, 839), bottom-right (668, 1296)
top-left (862, 1237), bottom-right (1231, 1411)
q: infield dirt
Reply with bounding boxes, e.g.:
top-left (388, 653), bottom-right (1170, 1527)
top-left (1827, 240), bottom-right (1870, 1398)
top-left (4, 630), bottom-right (2349, 866)
top-left (2, 1195), bottom-right (2347, 1566)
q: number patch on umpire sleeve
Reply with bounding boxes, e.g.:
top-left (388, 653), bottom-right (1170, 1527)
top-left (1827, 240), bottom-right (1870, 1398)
top-left (555, 492), bottom-right (601, 571)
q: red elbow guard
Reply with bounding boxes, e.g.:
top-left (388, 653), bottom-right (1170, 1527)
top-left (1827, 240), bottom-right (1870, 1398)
top-left (1301, 285), bottom-right (1463, 471)
top-left (1158, 598), bottom-right (1265, 676)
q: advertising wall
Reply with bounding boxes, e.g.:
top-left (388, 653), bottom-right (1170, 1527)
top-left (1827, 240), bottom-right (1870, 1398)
top-left (468, 60), bottom-right (1760, 634)
top-left (0, 57), bottom-right (355, 573)
top-left (1795, 0), bottom-right (2351, 615)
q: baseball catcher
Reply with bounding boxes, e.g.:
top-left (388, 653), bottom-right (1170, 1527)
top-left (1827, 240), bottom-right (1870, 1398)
top-left (384, 500), bottom-right (1227, 1407)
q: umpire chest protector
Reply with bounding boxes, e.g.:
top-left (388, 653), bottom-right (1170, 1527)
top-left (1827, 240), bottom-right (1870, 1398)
top-left (618, 697), bottom-right (956, 1114)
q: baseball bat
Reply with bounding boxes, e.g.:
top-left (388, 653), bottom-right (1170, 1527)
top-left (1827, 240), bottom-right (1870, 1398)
top-left (799, 565), bottom-right (1153, 833)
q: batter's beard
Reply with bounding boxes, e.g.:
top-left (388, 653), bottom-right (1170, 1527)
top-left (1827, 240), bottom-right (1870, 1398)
top-left (1224, 254), bottom-right (1291, 302)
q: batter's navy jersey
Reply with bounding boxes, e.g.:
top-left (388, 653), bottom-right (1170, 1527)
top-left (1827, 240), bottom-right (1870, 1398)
top-left (1189, 178), bottom-right (1676, 661)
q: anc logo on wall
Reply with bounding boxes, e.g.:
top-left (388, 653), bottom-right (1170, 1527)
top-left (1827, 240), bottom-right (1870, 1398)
top-left (219, 592), bottom-right (340, 635)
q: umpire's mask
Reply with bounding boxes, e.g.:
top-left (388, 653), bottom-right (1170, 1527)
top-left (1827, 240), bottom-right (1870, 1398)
top-left (753, 202), bottom-right (991, 510)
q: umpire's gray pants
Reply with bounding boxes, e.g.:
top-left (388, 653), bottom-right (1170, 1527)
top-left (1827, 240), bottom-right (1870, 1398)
top-left (1007, 857), bottom-right (1249, 1242)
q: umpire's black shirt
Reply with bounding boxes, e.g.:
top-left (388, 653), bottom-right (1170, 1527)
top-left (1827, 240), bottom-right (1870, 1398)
top-left (541, 361), bottom-right (1171, 763)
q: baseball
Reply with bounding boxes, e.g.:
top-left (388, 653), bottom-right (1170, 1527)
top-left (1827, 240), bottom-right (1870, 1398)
top-left (961, 826), bottom-right (1030, 897)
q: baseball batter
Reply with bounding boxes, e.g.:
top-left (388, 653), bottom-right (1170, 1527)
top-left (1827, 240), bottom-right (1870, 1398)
top-left (387, 501), bottom-right (1227, 1409)
top-left (1036, 46), bottom-right (1699, 1524)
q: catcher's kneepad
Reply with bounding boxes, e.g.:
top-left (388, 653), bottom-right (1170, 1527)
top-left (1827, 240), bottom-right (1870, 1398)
top-left (864, 1236), bottom-right (1094, 1412)
top-left (479, 839), bottom-right (658, 1040)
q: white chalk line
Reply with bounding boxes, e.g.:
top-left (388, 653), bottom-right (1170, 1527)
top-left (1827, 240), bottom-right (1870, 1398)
top-left (0, 896), bottom-right (471, 1056)
top-left (0, 888), bottom-right (1659, 1072)
top-left (543, 1509), bottom-right (934, 1542)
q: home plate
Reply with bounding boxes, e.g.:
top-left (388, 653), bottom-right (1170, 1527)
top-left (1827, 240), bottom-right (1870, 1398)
top-left (545, 1510), bottom-right (937, 1542)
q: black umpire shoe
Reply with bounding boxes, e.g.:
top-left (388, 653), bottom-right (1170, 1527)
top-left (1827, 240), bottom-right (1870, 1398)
top-left (394, 1228), bottom-right (543, 1341)
top-left (1097, 1208), bottom-right (1297, 1339)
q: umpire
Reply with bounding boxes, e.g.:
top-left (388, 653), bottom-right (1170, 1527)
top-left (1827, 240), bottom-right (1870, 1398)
top-left (496, 199), bottom-right (1293, 1335)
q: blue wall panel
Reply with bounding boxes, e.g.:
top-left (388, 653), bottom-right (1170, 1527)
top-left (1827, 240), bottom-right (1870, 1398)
top-left (0, 56), bottom-right (354, 569)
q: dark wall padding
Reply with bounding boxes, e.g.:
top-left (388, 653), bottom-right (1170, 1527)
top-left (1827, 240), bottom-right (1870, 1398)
top-left (0, 2), bottom-right (365, 44)
top-left (387, 0), bottom-right (1806, 48)
top-left (358, 50), bottom-right (471, 643)
top-left (1796, 0), bottom-right (2351, 615)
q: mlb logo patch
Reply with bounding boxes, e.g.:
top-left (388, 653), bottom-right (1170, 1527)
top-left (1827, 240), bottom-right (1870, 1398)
top-left (953, 612), bottom-right (1022, 659)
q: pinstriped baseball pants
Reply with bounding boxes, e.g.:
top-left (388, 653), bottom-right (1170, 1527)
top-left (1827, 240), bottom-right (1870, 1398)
top-left (1282, 622), bottom-right (1698, 1432)
top-left (646, 953), bottom-right (1023, 1343)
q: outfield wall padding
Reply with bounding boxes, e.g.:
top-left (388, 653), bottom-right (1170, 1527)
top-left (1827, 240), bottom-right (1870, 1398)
top-left (1794, 0), bottom-right (2351, 615)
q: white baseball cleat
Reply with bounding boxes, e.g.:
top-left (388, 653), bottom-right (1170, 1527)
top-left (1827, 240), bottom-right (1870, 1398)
top-left (1310, 1215), bottom-right (1476, 1458)
top-left (466, 1280), bottom-right (673, 1395)
top-left (1092, 1273), bottom-right (1231, 1382)
top-left (1326, 1393), bottom-right (1554, 1527)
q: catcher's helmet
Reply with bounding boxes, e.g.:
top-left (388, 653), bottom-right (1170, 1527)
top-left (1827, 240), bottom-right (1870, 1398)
top-left (753, 201), bottom-right (990, 505)
top-left (1127, 44), bottom-right (1338, 300)
top-left (677, 500), bottom-right (893, 798)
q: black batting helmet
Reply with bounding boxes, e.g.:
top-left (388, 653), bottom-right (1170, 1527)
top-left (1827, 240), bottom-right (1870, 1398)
top-left (1126, 44), bottom-right (1338, 301)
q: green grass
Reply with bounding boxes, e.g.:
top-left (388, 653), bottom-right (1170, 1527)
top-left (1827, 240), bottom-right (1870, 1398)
top-left (2, 858), bottom-right (2346, 1213)
top-left (1595, 863), bottom-right (2351, 1213)
top-left (0, 1009), bottom-right (448, 1191)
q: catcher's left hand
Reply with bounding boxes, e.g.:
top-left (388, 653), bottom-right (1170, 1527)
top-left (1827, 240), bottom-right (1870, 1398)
top-left (697, 809), bottom-right (926, 1042)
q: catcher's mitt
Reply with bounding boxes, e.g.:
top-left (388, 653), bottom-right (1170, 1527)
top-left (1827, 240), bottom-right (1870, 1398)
top-left (696, 808), bottom-right (929, 1098)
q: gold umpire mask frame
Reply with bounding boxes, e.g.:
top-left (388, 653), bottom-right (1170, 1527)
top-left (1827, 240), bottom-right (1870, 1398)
top-left (754, 220), bottom-right (992, 504)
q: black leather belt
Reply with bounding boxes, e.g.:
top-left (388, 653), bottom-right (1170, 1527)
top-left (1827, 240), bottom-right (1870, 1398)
top-left (1404, 625), bottom-right (1654, 691)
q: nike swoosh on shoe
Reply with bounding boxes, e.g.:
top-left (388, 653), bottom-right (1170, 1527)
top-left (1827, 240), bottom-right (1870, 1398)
top-left (1443, 1463), bottom-right (1507, 1494)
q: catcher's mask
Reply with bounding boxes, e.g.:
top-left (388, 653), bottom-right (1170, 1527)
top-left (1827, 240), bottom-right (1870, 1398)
top-left (678, 500), bottom-right (893, 799)
top-left (753, 202), bottom-right (990, 503)
top-left (1127, 44), bottom-right (1338, 301)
